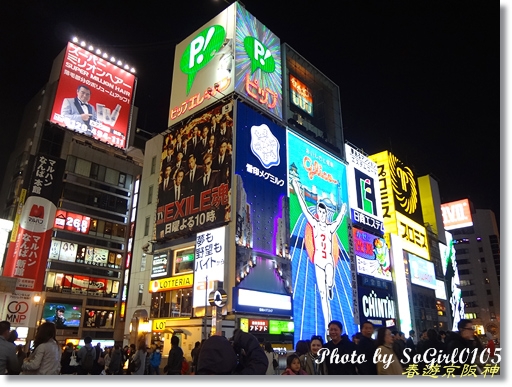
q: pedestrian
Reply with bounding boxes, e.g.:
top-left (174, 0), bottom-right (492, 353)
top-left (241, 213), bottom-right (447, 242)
top-left (60, 342), bottom-right (77, 374)
top-left (299, 335), bottom-right (327, 375)
top-left (130, 339), bottom-right (146, 375)
top-left (196, 329), bottom-right (267, 375)
top-left (76, 336), bottom-right (96, 375)
top-left (149, 345), bottom-right (162, 375)
top-left (375, 327), bottom-right (404, 375)
top-left (355, 321), bottom-right (377, 375)
top-left (21, 322), bottom-right (61, 374)
top-left (0, 320), bottom-right (20, 375)
top-left (108, 344), bottom-right (123, 375)
top-left (323, 320), bottom-right (357, 374)
top-left (445, 319), bottom-right (484, 375)
top-left (264, 341), bottom-right (278, 375)
top-left (166, 335), bottom-right (184, 375)
top-left (190, 341), bottom-right (201, 374)
top-left (281, 353), bottom-right (308, 375)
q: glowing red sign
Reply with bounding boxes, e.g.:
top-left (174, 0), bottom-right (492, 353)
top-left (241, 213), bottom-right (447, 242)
top-left (54, 210), bottom-right (91, 234)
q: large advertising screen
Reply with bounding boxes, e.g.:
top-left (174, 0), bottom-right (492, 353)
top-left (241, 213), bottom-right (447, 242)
top-left (234, 3), bottom-right (282, 120)
top-left (168, 4), bottom-right (236, 125)
top-left (156, 100), bottom-right (233, 241)
top-left (353, 228), bottom-right (392, 281)
top-left (50, 42), bottom-right (136, 150)
top-left (290, 74), bottom-right (313, 116)
top-left (41, 302), bottom-right (82, 329)
top-left (441, 198), bottom-right (473, 230)
top-left (287, 131), bottom-right (357, 342)
top-left (233, 101), bottom-right (290, 316)
top-left (439, 231), bottom-right (465, 331)
top-left (345, 144), bottom-right (384, 234)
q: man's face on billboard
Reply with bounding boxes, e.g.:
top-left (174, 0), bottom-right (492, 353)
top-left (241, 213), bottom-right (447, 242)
top-left (77, 87), bottom-right (91, 103)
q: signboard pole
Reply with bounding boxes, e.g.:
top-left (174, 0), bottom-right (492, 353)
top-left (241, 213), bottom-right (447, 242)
top-left (203, 275), bottom-right (208, 340)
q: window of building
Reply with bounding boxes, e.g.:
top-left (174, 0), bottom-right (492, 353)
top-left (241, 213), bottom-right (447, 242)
top-left (138, 284), bottom-right (144, 306)
top-left (457, 259), bottom-right (469, 265)
top-left (480, 257), bottom-right (486, 262)
top-left (478, 247), bottom-right (483, 253)
top-left (150, 289), bottom-right (193, 318)
top-left (151, 156), bottom-right (157, 175)
top-left (459, 279), bottom-right (473, 286)
top-left (489, 301), bottom-right (494, 307)
top-left (458, 269), bottom-right (470, 275)
top-left (75, 158), bottom-right (92, 177)
top-left (119, 173), bottom-right (126, 188)
top-left (105, 168), bottom-right (120, 186)
top-left (144, 216), bottom-right (150, 237)
top-left (148, 185), bottom-right (153, 205)
top-left (486, 289), bottom-right (492, 295)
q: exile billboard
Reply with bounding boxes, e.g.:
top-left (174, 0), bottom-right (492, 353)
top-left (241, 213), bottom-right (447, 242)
top-left (233, 101), bottom-right (289, 316)
top-left (287, 131), bottom-right (357, 343)
top-left (156, 99), bottom-right (233, 241)
top-left (50, 42), bottom-right (136, 150)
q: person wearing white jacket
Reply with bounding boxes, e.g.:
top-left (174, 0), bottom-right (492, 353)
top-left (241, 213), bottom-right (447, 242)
top-left (21, 322), bottom-right (61, 375)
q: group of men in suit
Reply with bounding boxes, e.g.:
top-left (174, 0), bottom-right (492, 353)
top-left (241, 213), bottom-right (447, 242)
top-left (158, 117), bottom-right (232, 207)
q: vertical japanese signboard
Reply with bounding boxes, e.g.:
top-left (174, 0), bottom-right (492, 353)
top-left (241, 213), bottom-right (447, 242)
top-left (50, 42), bottom-right (136, 150)
top-left (192, 227), bottom-right (225, 308)
top-left (345, 144), bottom-right (384, 234)
top-left (234, 3), bottom-right (282, 120)
top-left (287, 131), bottom-right (357, 342)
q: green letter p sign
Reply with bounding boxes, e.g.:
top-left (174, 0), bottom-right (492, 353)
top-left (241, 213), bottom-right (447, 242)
top-left (180, 25), bottom-right (226, 95)
top-left (243, 36), bottom-right (275, 74)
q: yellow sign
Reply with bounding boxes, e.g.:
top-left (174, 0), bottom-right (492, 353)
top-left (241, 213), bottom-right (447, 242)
top-left (396, 212), bottom-right (429, 260)
top-left (369, 151), bottom-right (396, 235)
top-left (149, 273), bottom-right (194, 293)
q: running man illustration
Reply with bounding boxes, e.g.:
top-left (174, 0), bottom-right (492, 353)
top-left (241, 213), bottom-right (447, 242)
top-left (291, 178), bottom-right (347, 329)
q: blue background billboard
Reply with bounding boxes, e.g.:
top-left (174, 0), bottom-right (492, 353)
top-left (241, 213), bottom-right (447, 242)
top-left (287, 130), bottom-right (357, 342)
top-left (233, 101), bottom-right (290, 316)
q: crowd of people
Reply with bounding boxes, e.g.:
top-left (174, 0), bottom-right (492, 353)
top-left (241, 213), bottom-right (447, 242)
top-left (0, 318), bottom-right (499, 376)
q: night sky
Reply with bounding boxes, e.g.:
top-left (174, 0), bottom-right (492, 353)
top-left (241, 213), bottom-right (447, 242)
top-left (1, 1), bottom-right (499, 228)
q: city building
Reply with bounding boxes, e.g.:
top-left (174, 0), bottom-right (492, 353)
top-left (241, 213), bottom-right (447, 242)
top-left (0, 40), bottom-right (144, 348)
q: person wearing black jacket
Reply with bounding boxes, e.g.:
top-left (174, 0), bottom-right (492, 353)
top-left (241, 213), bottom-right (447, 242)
top-left (355, 322), bottom-right (377, 375)
top-left (166, 335), bottom-right (184, 375)
top-left (196, 329), bottom-right (268, 375)
top-left (323, 320), bottom-right (357, 375)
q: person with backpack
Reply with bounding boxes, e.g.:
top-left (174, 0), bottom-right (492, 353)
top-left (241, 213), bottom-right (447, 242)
top-left (149, 346), bottom-right (162, 375)
top-left (264, 342), bottom-right (278, 375)
top-left (77, 336), bottom-right (96, 375)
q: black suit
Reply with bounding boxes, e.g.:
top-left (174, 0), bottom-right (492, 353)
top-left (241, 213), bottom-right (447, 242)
top-left (159, 177), bottom-right (173, 204)
top-left (169, 183), bottom-right (185, 202)
top-left (198, 170), bottom-right (220, 192)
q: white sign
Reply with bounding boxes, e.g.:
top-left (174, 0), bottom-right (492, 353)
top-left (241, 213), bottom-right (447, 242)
top-left (192, 227), bottom-right (225, 307)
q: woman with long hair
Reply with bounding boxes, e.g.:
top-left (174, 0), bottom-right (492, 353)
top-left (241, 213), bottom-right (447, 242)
top-left (264, 341), bottom-right (278, 375)
top-left (21, 322), bottom-right (61, 374)
top-left (281, 354), bottom-right (308, 375)
top-left (299, 335), bottom-right (328, 375)
top-left (375, 327), bottom-right (404, 375)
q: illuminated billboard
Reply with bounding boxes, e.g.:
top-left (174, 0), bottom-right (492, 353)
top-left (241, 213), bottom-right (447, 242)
top-left (345, 144), bottom-right (384, 234)
top-left (156, 100), bottom-right (233, 241)
top-left (168, 3), bottom-right (236, 125)
top-left (370, 150), bottom-right (423, 227)
top-left (407, 253), bottom-right (436, 290)
top-left (3, 196), bottom-right (56, 291)
top-left (287, 130), bottom-right (357, 342)
top-left (234, 3), bottom-right (282, 120)
top-left (233, 101), bottom-right (290, 316)
top-left (441, 199), bottom-right (473, 230)
top-left (353, 228), bottom-right (392, 281)
top-left (50, 42), bottom-right (136, 149)
top-left (396, 212), bottom-right (429, 260)
top-left (439, 231), bottom-right (465, 331)
top-left (290, 75), bottom-right (313, 116)
top-left (193, 227), bottom-right (225, 308)
top-left (358, 285), bottom-right (396, 328)
top-left (54, 210), bottom-right (91, 234)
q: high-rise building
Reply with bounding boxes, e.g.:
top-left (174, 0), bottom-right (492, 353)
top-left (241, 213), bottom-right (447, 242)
top-left (0, 40), bottom-right (144, 347)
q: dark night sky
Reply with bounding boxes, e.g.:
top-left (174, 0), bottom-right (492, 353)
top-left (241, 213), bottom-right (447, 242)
top-left (0, 1), bottom-right (499, 228)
